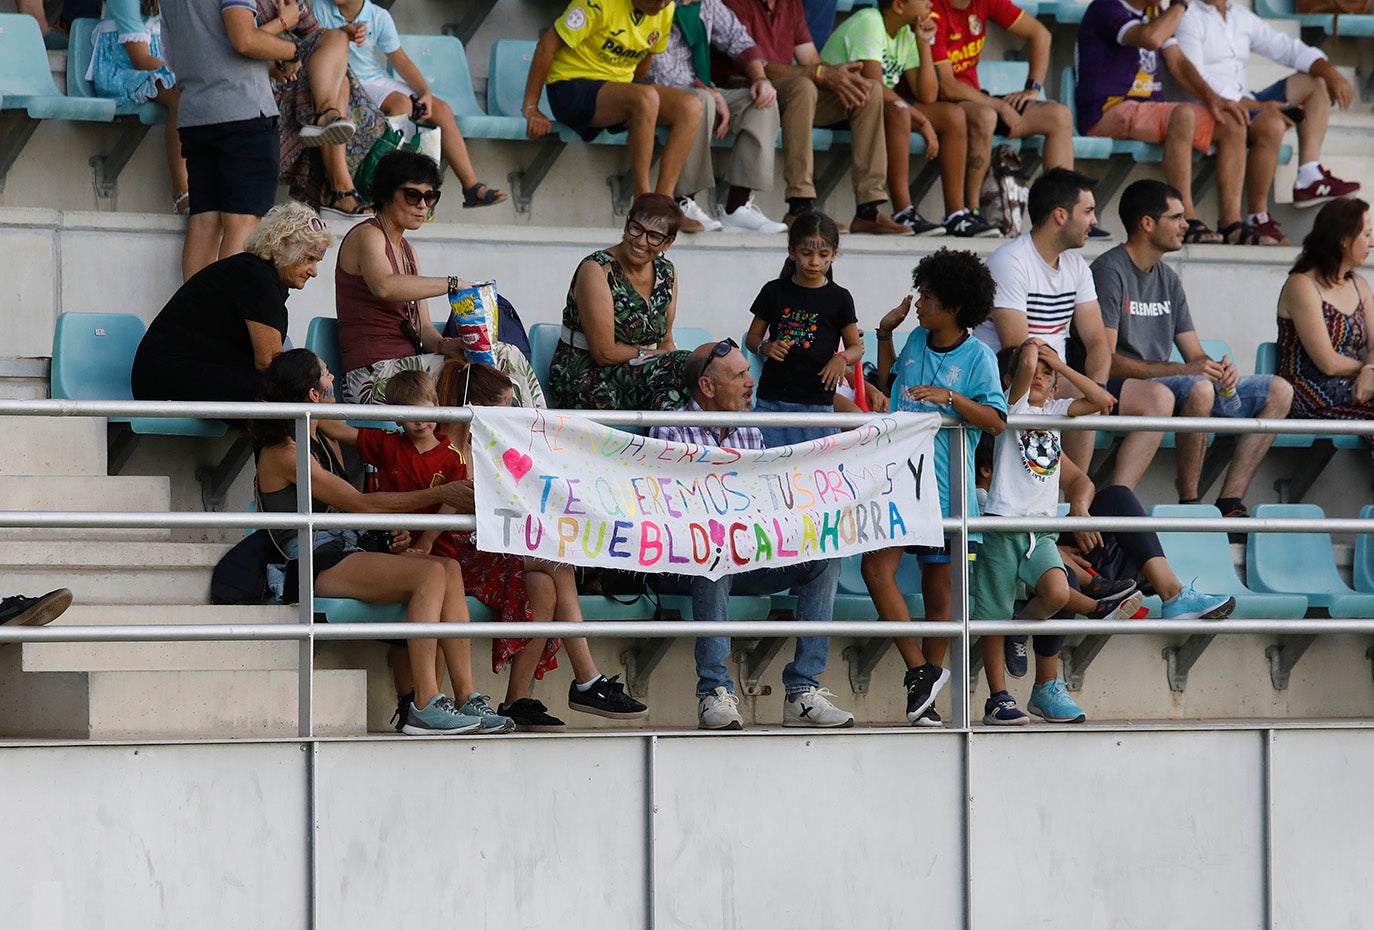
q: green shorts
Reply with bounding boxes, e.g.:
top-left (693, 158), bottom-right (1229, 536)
top-left (972, 530), bottom-right (1064, 621)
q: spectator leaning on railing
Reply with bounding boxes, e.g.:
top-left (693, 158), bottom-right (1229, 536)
top-left (1092, 179), bottom-right (1293, 519)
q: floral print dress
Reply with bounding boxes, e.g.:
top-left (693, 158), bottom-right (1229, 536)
top-left (547, 250), bottom-right (690, 411)
top-left (1277, 295), bottom-right (1374, 449)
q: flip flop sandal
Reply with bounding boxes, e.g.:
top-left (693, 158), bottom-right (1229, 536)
top-left (1216, 221), bottom-right (1275, 246)
top-left (463, 181), bottom-right (508, 208)
top-left (321, 189), bottom-right (368, 218)
top-left (300, 108), bottom-right (357, 148)
top-left (1183, 218), bottom-right (1223, 244)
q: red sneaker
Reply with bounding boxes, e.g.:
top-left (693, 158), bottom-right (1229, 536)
top-left (1292, 166), bottom-right (1361, 208)
top-left (1249, 214), bottom-right (1290, 246)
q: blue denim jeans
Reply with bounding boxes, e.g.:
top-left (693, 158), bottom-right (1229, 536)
top-left (1150, 373), bottom-right (1274, 418)
top-left (754, 396), bottom-right (839, 448)
top-left (657, 559), bottom-right (841, 696)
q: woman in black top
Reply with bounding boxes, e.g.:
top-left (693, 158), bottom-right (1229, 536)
top-left (131, 203), bottom-right (333, 403)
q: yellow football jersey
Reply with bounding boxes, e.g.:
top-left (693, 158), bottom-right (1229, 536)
top-left (547, 0), bottom-right (675, 84)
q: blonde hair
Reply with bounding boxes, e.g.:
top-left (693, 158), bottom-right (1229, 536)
top-left (243, 203), bottom-right (334, 267)
top-left (384, 369), bottom-right (438, 407)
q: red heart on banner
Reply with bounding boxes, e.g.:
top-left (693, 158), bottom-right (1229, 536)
top-left (502, 448), bottom-right (533, 481)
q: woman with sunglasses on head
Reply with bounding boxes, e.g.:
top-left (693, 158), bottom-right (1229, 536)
top-left (548, 192), bottom-right (692, 411)
top-left (333, 150), bottom-right (543, 406)
top-left (132, 202), bottom-right (332, 405)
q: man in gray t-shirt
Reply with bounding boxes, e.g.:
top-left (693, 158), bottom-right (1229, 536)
top-left (1091, 179), bottom-right (1292, 518)
top-left (161, 0), bottom-right (299, 280)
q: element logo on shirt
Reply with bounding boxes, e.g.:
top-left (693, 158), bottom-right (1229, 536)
top-left (775, 307), bottom-right (820, 349)
top-left (565, 6), bottom-right (588, 30)
top-left (1019, 427), bottom-right (1060, 479)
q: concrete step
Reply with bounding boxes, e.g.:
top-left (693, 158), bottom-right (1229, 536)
top-left (0, 358), bottom-right (49, 400)
top-left (0, 415), bottom-right (107, 475)
top-left (23, 604), bottom-right (300, 673)
top-left (85, 669), bottom-right (367, 738)
top-left (0, 541), bottom-right (225, 604)
top-left (0, 473), bottom-right (173, 541)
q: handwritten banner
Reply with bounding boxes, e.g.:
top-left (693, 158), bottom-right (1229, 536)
top-left (471, 408), bottom-right (943, 579)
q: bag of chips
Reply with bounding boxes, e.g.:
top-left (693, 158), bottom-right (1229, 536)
top-left (448, 280), bottom-right (501, 367)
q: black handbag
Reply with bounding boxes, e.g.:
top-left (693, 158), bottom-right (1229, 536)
top-left (210, 530), bottom-right (283, 604)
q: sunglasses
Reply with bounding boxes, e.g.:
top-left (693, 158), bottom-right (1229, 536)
top-left (700, 338), bottom-right (739, 378)
top-left (400, 187), bottom-right (442, 208)
top-left (626, 218), bottom-right (669, 247)
top-left (306, 216), bottom-right (325, 232)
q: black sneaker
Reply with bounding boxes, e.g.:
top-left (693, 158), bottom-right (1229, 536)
top-left (391, 689), bottom-right (415, 733)
top-left (1082, 575), bottom-right (1136, 603)
top-left (945, 210), bottom-right (1001, 238)
top-left (498, 697), bottom-right (567, 732)
top-left (1085, 578), bottom-right (1141, 619)
top-left (567, 675), bottom-right (649, 719)
top-left (0, 588), bottom-right (72, 626)
top-left (892, 204), bottom-right (946, 236)
top-left (912, 704), bottom-right (944, 728)
top-left (1005, 635), bottom-right (1029, 678)
top-left (903, 662), bottom-right (951, 724)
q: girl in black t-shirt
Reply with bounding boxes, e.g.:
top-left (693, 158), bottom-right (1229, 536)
top-left (744, 212), bottom-right (864, 447)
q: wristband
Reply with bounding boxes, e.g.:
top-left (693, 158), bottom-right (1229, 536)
top-left (876, 330), bottom-right (893, 342)
top-left (277, 15), bottom-right (288, 31)
top-left (522, 104), bottom-right (540, 113)
top-left (447, 275), bottom-right (464, 292)
top-left (1024, 78), bottom-right (1043, 92)
top-left (1364, 364), bottom-right (1374, 371)
top-left (947, 390), bottom-right (954, 406)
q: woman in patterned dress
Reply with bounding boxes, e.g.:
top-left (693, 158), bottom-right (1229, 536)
top-left (548, 193), bottom-right (691, 411)
top-left (1276, 197), bottom-right (1374, 449)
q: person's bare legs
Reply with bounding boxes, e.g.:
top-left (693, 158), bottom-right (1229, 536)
top-left (16, 0), bottom-right (49, 32)
top-left (586, 82), bottom-right (666, 196)
top-left (1013, 100), bottom-right (1074, 171)
top-left (1218, 377), bottom-right (1293, 500)
top-left (1285, 72), bottom-right (1330, 165)
top-left (543, 561), bottom-right (598, 682)
top-left (1164, 105), bottom-right (1201, 219)
top-left (959, 100), bottom-right (998, 210)
top-left (983, 567), bottom-right (1069, 695)
top-left (183, 211), bottom-right (223, 281)
top-left (651, 84), bottom-right (704, 197)
top-left (1141, 555), bottom-right (1183, 602)
top-left (920, 560), bottom-right (952, 666)
top-left (1175, 378), bottom-right (1216, 502)
top-left (911, 100), bottom-right (969, 216)
top-left (218, 213), bottom-right (261, 262)
top-left (1213, 111), bottom-right (1248, 230)
top-left (1245, 110), bottom-right (1286, 218)
top-left (154, 85), bottom-right (188, 202)
top-left (1109, 379), bottom-right (1174, 489)
top-left (884, 97), bottom-right (917, 213)
top-left (307, 31), bottom-right (356, 194)
top-left (861, 546), bottom-right (928, 668)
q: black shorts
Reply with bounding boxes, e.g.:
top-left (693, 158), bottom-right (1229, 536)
top-left (904, 538), bottom-right (981, 563)
top-left (179, 115), bottom-right (280, 216)
top-left (546, 78), bottom-right (627, 141)
top-left (983, 91), bottom-right (1031, 136)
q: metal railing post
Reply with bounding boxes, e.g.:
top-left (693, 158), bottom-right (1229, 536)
top-left (949, 425), bottom-right (971, 730)
top-left (294, 412), bottom-right (315, 740)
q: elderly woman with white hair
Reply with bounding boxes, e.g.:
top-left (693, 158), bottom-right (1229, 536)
top-left (132, 203), bottom-right (334, 403)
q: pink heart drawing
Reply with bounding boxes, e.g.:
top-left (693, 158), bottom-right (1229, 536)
top-left (708, 519), bottom-right (726, 547)
top-left (502, 448), bottom-right (533, 481)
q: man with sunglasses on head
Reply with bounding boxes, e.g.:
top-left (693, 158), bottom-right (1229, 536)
top-left (648, 340), bottom-right (854, 731)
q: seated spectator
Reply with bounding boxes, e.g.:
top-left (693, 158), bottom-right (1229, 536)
top-left (548, 193), bottom-right (691, 410)
top-left (974, 340), bottom-right (1114, 725)
top-left (864, 249), bottom-right (1007, 727)
top-left (161, 0), bottom-right (291, 280)
top-left (311, 0), bottom-right (508, 209)
top-left (88, 0), bottom-right (189, 214)
top-left (649, 341), bottom-right (854, 730)
top-left (720, 0), bottom-right (909, 234)
top-left (333, 151), bottom-right (542, 405)
top-left (744, 212), bottom-right (864, 445)
top-left (131, 203), bottom-right (331, 403)
top-left (252, 349), bottom-right (513, 736)
top-left (1093, 179), bottom-right (1292, 516)
top-left (523, 0), bottom-right (703, 226)
top-left (978, 169), bottom-right (1113, 468)
top-left (645, 0), bottom-right (788, 234)
top-left (1075, 0), bottom-right (1251, 244)
top-left (1277, 197), bottom-right (1374, 453)
top-left (257, 0), bottom-right (383, 218)
top-left (930, 0), bottom-right (1088, 235)
top-left (822, 0), bottom-right (997, 237)
top-left (0, 588), bottom-right (73, 627)
top-left (1175, 0), bottom-right (1361, 245)
top-left (424, 362), bottom-right (647, 728)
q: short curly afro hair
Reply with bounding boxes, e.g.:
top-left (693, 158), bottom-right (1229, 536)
top-left (911, 248), bottom-right (996, 331)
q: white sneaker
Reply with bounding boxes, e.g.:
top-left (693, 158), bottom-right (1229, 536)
top-left (678, 196), bottom-right (723, 232)
top-left (782, 687), bottom-right (855, 728)
top-left (698, 686), bottom-right (743, 730)
top-left (718, 197), bottom-right (788, 234)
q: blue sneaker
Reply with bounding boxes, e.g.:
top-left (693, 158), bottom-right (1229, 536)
top-left (458, 692), bottom-right (517, 734)
top-left (982, 691), bottom-right (1029, 726)
top-left (1027, 678), bottom-right (1087, 723)
top-left (1005, 636), bottom-right (1029, 678)
top-left (401, 694), bottom-right (483, 736)
top-left (1161, 586), bottom-right (1236, 620)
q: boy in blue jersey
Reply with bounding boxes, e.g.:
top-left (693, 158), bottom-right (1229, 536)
top-left (863, 248), bottom-right (1007, 726)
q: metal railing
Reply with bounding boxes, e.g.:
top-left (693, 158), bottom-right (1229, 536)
top-left (1, 398), bottom-right (1372, 733)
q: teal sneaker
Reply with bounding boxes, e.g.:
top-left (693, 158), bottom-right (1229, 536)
top-left (458, 692), bottom-right (516, 734)
top-left (1161, 586), bottom-right (1235, 621)
top-left (402, 694), bottom-right (483, 736)
top-left (1027, 679), bottom-right (1087, 723)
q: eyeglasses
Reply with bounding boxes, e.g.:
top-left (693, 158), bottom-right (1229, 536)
top-left (625, 218), bottom-right (669, 247)
top-left (700, 338), bottom-right (739, 378)
top-left (400, 187), bottom-right (442, 208)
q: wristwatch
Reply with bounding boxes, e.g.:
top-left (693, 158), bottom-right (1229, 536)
top-left (1024, 78), bottom-right (1043, 92)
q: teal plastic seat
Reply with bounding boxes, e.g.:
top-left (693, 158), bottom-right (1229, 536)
top-left (527, 322), bottom-right (559, 399)
top-left (1254, 0), bottom-right (1374, 34)
top-left (395, 33), bottom-right (526, 141)
top-left (65, 18), bottom-right (166, 124)
top-left (1149, 504), bottom-right (1308, 618)
top-left (0, 13), bottom-right (116, 121)
top-left (978, 61), bottom-right (1112, 159)
top-left (51, 312), bottom-right (226, 437)
top-left (674, 326), bottom-right (715, 351)
top-left (826, 551), bottom-right (925, 618)
top-left (315, 597), bottom-right (494, 623)
top-left (1247, 503), bottom-right (1374, 616)
top-left (1353, 504), bottom-right (1374, 594)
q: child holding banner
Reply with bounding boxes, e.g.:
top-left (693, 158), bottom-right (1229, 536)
top-left (863, 249), bottom-right (1007, 726)
top-left (745, 212), bottom-right (866, 447)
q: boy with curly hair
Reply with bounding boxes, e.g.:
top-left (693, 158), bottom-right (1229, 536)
top-left (862, 249), bottom-right (1007, 726)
